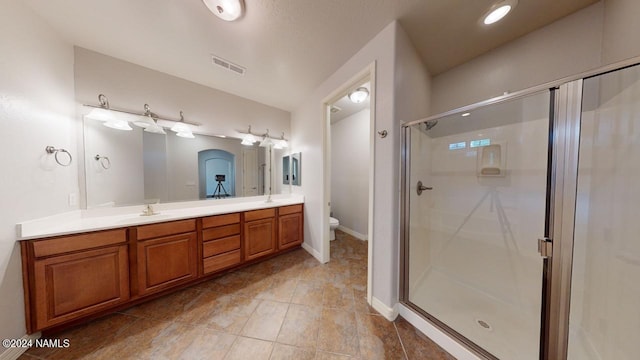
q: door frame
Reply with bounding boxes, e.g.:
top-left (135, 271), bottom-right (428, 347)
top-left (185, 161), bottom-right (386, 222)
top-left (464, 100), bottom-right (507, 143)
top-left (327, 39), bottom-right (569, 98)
top-left (322, 62), bottom-right (376, 304)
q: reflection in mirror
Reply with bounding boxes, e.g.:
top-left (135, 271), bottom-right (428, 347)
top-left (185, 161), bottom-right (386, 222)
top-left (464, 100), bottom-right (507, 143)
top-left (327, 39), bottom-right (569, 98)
top-left (291, 152), bottom-right (301, 186)
top-left (282, 155), bottom-right (290, 184)
top-left (84, 117), bottom-right (268, 208)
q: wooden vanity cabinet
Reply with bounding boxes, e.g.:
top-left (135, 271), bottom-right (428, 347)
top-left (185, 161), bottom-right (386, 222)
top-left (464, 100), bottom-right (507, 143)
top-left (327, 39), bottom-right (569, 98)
top-left (135, 219), bottom-right (197, 296)
top-left (22, 229), bottom-right (129, 332)
top-left (278, 204), bottom-right (304, 250)
top-left (201, 213), bottom-right (242, 274)
top-left (244, 208), bottom-right (277, 261)
top-left (21, 204), bottom-right (304, 333)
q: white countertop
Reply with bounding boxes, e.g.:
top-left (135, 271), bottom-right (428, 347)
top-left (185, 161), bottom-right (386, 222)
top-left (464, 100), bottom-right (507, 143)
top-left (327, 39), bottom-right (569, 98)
top-left (17, 194), bottom-right (304, 241)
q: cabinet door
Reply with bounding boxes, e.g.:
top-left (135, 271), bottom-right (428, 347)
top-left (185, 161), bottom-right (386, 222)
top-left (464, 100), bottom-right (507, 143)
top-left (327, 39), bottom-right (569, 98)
top-left (244, 218), bottom-right (276, 261)
top-left (33, 245), bottom-right (129, 330)
top-left (278, 212), bottom-right (303, 250)
top-left (137, 233), bottom-right (197, 296)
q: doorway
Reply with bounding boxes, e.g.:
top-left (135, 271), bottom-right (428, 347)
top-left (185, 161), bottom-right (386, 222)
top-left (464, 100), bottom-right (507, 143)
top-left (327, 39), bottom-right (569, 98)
top-left (198, 149), bottom-right (235, 198)
top-left (323, 63), bottom-right (376, 303)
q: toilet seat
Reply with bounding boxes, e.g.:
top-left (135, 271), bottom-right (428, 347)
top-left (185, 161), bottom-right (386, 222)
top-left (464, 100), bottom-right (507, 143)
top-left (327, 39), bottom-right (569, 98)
top-left (329, 217), bottom-right (339, 226)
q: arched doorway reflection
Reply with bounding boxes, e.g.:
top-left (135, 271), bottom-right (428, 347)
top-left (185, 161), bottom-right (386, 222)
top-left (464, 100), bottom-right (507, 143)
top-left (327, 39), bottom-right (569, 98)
top-left (198, 149), bottom-right (235, 198)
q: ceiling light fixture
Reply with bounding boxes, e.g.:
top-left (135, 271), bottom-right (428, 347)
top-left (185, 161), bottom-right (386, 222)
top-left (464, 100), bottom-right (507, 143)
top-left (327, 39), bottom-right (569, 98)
top-left (348, 87), bottom-right (369, 104)
top-left (84, 94), bottom-right (200, 137)
top-left (275, 132), bottom-right (289, 149)
top-left (171, 111), bottom-right (195, 138)
top-left (202, 0), bottom-right (244, 21)
top-left (462, 112), bottom-right (471, 117)
top-left (259, 129), bottom-right (274, 147)
top-left (240, 125), bottom-right (256, 146)
top-left (133, 105), bottom-right (156, 128)
top-left (239, 126), bottom-right (288, 148)
top-left (86, 94), bottom-right (133, 131)
top-left (137, 104), bottom-right (166, 135)
top-left (482, 0), bottom-right (517, 25)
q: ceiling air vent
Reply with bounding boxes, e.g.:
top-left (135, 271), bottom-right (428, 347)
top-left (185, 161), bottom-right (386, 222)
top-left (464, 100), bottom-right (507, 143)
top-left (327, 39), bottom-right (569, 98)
top-left (211, 55), bottom-right (246, 75)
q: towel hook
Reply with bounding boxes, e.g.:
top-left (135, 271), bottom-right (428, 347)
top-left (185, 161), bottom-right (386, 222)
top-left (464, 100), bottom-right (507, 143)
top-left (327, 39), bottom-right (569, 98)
top-left (45, 146), bottom-right (73, 167)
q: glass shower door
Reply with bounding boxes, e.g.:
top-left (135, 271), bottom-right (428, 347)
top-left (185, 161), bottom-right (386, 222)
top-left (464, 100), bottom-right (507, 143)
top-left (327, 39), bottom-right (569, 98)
top-left (567, 65), bottom-right (640, 359)
top-left (404, 90), bottom-right (550, 359)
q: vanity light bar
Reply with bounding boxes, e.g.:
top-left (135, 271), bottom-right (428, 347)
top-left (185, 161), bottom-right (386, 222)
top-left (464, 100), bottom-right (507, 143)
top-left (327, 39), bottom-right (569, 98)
top-left (83, 94), bottom-right (201, 127)
top-left (237, 127), bottom-right (288, 142)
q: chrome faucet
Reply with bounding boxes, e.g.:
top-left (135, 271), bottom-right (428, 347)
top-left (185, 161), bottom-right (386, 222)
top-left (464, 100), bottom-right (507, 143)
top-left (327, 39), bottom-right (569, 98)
top-left (141, 204), bottom-right (158, 216)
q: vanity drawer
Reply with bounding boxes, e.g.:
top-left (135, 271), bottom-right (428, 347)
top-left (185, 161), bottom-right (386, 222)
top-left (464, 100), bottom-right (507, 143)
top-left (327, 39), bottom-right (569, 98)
top-left (244, 208), bottom-right (276, 222)
top-left (203, 235), bottom-right (240, 258)
top-left (202, 224), bottom-right (240, 241)
top-left (202, 213), bottom-right (240, 229)
top-left (203, 250), bottom-right (241, 274)
top-left (279, 204), bottom-right (302, 216)
top-left (32, 229), bottom-right (127, 258)
top-left (137, 219), bottom-right (196, 240)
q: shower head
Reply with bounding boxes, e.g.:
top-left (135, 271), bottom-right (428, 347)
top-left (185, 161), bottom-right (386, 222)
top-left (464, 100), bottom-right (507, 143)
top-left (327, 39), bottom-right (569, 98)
top-left (424, 120), bottom-right (438, 131)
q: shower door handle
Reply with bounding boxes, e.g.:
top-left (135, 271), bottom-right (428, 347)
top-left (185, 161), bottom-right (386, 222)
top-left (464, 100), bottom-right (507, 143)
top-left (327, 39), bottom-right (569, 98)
top-left (416, 181), bottom-right (432, 195)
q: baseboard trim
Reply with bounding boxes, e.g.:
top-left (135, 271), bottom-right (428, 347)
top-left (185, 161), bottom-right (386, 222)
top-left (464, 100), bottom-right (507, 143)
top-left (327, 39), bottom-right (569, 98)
top-left (371, 297), bottom-right (398, 321)
top-left (336, 225), bottom-right (368, 241)
top-left (301, 242), bottom-right (324, 263)
top-left (398, 304), bottom-right (480, 360)
top-left (0, 333), bottom-right (41, 360)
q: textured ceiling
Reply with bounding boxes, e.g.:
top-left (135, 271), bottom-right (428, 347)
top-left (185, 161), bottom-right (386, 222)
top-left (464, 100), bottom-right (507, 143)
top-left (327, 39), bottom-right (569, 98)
top-left (24, 0), bottom-right (598, 111)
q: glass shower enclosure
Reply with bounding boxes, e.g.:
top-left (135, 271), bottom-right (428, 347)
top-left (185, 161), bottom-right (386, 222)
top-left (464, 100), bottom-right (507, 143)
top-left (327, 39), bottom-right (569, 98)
top-left (401, 62), bottom-right (640, 359)
top-left (402, 90), bottom-right (550, 359)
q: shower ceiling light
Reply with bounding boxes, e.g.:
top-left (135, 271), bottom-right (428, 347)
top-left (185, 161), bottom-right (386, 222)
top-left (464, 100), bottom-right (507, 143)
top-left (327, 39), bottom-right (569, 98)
top-left (482, 0), bottom-right (517, 25)
top-left (202, 0), bottom-right (244, 21)
top-left (348, 87), bottom-right (369, 103)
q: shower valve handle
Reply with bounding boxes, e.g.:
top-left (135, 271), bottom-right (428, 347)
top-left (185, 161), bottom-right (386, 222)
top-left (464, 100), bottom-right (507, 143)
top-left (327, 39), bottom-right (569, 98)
top-left (416, 181), bottom-right (433, 195)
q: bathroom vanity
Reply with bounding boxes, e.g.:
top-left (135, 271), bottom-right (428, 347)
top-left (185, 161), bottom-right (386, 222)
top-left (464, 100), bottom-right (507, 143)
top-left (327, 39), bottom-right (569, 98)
top-left (18, 197), bottom-right (303, 334)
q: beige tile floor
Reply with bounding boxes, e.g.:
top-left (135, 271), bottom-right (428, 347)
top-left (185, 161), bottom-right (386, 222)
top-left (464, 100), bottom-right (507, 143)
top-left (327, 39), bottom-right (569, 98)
top-left (20, 230), bottom-right (454, 360)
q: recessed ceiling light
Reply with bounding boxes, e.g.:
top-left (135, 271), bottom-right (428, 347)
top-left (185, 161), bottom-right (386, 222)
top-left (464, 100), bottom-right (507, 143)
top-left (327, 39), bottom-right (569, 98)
top-left (482, 0), bottom-right (517, 25)
top-left (202, 0), bottom-right (244, 22)
top-left (462, 112), bottom-right (471, 117)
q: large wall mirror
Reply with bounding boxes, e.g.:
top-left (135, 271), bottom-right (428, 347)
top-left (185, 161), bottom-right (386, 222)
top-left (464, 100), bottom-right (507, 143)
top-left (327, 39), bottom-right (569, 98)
top-left (83, 117), bottom-right (287, 208)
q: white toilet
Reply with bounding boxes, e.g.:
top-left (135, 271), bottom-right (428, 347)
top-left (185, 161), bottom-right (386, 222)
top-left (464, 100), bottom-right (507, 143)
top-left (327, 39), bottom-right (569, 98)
top-left (329, 216), bottom-right (340, 241)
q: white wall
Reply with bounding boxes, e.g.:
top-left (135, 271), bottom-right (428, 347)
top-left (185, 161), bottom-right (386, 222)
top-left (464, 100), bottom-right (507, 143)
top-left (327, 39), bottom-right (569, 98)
top-left (0, 0), bottom-right (77, 353)
top-left (430, 0), bottom-right (640, 115)
top-left (331, 109), bottom-right (370, 238)
top-left (74, 47), bottom-right (290, 139)
top-left (291, 21), bottom-right (431, 311)
top-left (430, 2), bottom-right (604, 114)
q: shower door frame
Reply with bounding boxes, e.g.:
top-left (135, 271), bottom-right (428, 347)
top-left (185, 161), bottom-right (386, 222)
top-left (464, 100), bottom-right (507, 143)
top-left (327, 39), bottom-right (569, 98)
top-left (400, 56), bottom-right (640, 360)
top-left (400, 85), bottom-right (559, 360)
